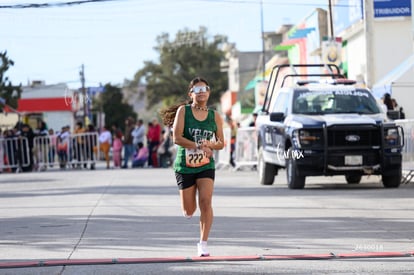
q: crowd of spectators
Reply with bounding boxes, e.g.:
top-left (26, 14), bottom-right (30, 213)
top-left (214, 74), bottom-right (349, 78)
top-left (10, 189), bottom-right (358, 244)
top-left (0, 116), bottom-right (176, 173)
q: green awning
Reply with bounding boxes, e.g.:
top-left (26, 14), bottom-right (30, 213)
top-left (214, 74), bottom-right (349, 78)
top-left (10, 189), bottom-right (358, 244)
top-left (244, 77), bottom-right (263, 91)
top-left (274, 44), bottom-right (296, 51)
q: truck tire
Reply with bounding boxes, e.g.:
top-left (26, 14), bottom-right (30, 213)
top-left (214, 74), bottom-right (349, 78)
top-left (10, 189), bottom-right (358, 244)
top-left (286, 148), bottom-right (305, 189)
top-left (382, 173), bottom-right (401, 188)
top-left (345, 174), bottom-right (362, 184)
top-left (258, 146), bottom-right (276, 185)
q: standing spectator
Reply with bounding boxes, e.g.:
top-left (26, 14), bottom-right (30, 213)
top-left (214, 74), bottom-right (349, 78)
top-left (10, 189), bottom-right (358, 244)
top-left (85, 124), bottom-right (97, 170)
top-left (34, 120), bottom-right (49, 171)
top-left (99, 125), bottom-right (112, 169)
top-left (111, 123), bottom-right (121, 137)
top-left (74, 121), bottom-right (86, 168)
top-left (158, 126), bottom-right (172, 168)
top-left (112, 130), bottom-right (123, 168)
top-left (19, 123), bottom-right (35, 172)
top-left (122, 117), bottom-right (135, 169)
top-left (383, 93), bottom-right (394, 110)
top-left (226, 116), bottom-right (237, 168)
top-left (132, 119), bottom-right (146, 148)
top-left (57, 125), bottom-right (70, 169)
top-left (48, 128), bottom-right (57, 167)
top-left (147, 118), bottom-right (161, 167)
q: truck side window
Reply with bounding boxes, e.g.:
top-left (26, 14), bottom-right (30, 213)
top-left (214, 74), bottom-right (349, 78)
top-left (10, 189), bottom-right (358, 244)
top-left (271, 92), bottom-right (289, 114)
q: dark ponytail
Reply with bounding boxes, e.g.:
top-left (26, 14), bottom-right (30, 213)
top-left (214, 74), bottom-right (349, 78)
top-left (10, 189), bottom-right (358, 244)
top-left (159, 99), bottom-right (192, 127)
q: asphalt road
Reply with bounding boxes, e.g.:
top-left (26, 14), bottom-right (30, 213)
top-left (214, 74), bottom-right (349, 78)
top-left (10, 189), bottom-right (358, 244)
top-left (0, 163), bottom-right (413, 274)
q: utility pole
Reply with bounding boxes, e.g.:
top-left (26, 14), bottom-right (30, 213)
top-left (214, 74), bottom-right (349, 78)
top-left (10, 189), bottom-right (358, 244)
top-left (364, 0), bottom-right (375, 88)
top-left (79, 64), bottom-right (87, 124)
top-left (328, 0), bottom-right (334, 38)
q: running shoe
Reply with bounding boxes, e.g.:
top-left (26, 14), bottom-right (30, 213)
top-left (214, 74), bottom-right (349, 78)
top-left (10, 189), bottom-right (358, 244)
top-left (197, 242), bottom-right (210, 257)
top-left (183, 212), bottom-right (192, 219)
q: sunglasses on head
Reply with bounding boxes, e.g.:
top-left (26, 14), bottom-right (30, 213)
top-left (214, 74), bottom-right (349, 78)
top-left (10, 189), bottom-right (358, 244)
top-left (191, 86), bottom-right (210, 94)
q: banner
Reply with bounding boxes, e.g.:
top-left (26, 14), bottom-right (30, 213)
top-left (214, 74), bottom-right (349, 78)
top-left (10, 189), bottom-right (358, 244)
top-left (322, 40), bottom-right (342, 66)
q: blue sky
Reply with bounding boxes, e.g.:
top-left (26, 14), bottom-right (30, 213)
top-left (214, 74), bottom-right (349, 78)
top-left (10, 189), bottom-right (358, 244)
top-left (1, 0), bottom-right (328, 89)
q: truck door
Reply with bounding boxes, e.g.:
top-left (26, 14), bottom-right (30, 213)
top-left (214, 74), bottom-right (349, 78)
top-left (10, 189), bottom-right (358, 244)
top-left (269, 91), bottom-right (289, 166)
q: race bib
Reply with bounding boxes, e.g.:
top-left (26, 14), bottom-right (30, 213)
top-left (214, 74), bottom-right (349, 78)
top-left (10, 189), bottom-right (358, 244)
top-left (185, 148), bottom-right (210, 167)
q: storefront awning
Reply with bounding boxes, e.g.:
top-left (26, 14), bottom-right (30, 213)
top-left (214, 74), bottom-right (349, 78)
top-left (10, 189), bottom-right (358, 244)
top-left (273, 38), bottom-right (305, 52)
top-left (288, 27), bottom-right (315, 39)
top-left (18, 98), bottom-right (73, 112)
top-left (274, 44), bottom-right (297, 51)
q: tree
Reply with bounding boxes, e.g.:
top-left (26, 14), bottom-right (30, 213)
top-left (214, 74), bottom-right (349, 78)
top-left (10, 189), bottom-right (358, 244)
top-left (128, 27), bottom-right (228, 108)
top-left (0, 51), bottom-right (22, 111)
top-left (93, 84), bottom-right (137, 132)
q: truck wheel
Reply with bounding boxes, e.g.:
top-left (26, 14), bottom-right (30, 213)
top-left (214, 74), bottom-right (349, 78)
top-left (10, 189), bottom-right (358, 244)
top-left (286, 148), bottom-right (305, 189)
top-left (258, 146), bottom-right (276, 185)
top-left (345, 174), bottom-right (362, 184)
top-left (382, 173), bottom-right (401, 188)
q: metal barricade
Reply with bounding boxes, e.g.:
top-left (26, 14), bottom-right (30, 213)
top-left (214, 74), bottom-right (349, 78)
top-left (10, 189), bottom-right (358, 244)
top-left (216, 127), bottom-right (232, 169)
top-left (396, 119), bottom-right (414, 183)
top-left (69, 132), bottom-right (99, 169)
top-left (0, 136), bottom-right (31, 173)
top-left (234, 127), bottom-right (257, 170)
top-left (33, 132), bottom-right (100, 171)
top-left (33, 135), bottom-right (51, 171)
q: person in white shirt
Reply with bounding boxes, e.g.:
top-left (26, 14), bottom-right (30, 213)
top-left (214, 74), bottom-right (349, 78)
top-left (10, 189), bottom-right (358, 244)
top-left (132, 119), bottom-right (146, 148)
top-left (57, 125), bottom-right (70, 169)
top-left (99, 125), bottom-right (112, 169)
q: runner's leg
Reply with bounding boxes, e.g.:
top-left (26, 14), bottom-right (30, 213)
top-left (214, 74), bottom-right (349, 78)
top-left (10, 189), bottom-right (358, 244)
top-left (179, 184), bottom-right (197, 217)
top-left (196, 178), bottom-right (214, 241)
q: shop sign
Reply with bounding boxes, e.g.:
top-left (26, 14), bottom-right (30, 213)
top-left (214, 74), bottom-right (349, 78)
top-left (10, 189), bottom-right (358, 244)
top-left (374, 0), bottom-right (411, 18)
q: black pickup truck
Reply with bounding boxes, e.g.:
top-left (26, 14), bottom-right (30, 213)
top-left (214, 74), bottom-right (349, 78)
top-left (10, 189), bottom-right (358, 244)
top-left (256, 64), bottom-right (404, 189)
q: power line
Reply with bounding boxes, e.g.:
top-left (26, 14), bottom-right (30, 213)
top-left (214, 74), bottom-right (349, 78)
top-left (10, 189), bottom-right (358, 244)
top-left (0, 0), bottom-right (357, 9)
top-left (0, 0), bottom-right (121, 9)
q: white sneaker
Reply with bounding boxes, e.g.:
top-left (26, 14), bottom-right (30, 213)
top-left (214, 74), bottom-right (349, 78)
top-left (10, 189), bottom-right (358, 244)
top-left (197, 242), bottom-right (210, 257)
top-left (183, 212), bottom-right (192, 219)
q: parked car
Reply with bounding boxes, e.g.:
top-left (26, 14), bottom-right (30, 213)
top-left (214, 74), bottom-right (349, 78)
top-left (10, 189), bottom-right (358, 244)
top-left (256, 64), bottom-right (404, 189)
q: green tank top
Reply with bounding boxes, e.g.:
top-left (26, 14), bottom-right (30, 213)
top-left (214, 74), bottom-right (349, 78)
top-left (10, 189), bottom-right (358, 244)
top-left (174, 105), bottom-right (217, 174)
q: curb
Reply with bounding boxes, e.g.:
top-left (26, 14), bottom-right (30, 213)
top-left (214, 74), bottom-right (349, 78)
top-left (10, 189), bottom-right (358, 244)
top-left (0, 251), bottom-right (413, 269)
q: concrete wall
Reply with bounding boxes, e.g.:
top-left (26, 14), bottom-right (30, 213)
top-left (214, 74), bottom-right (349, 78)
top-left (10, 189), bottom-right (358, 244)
top-left (371, 18), bottom-right (413, 83)
top-left (43, 111), bottom-right (74, 133)
top-left (22, 83), bottom-right (70, 99)
top-left (346, 30), bottom-right (366, 81)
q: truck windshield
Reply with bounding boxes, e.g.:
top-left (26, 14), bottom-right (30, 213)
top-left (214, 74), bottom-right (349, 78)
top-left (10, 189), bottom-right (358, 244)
top-left (292, 88), bottom-right (381, 115)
